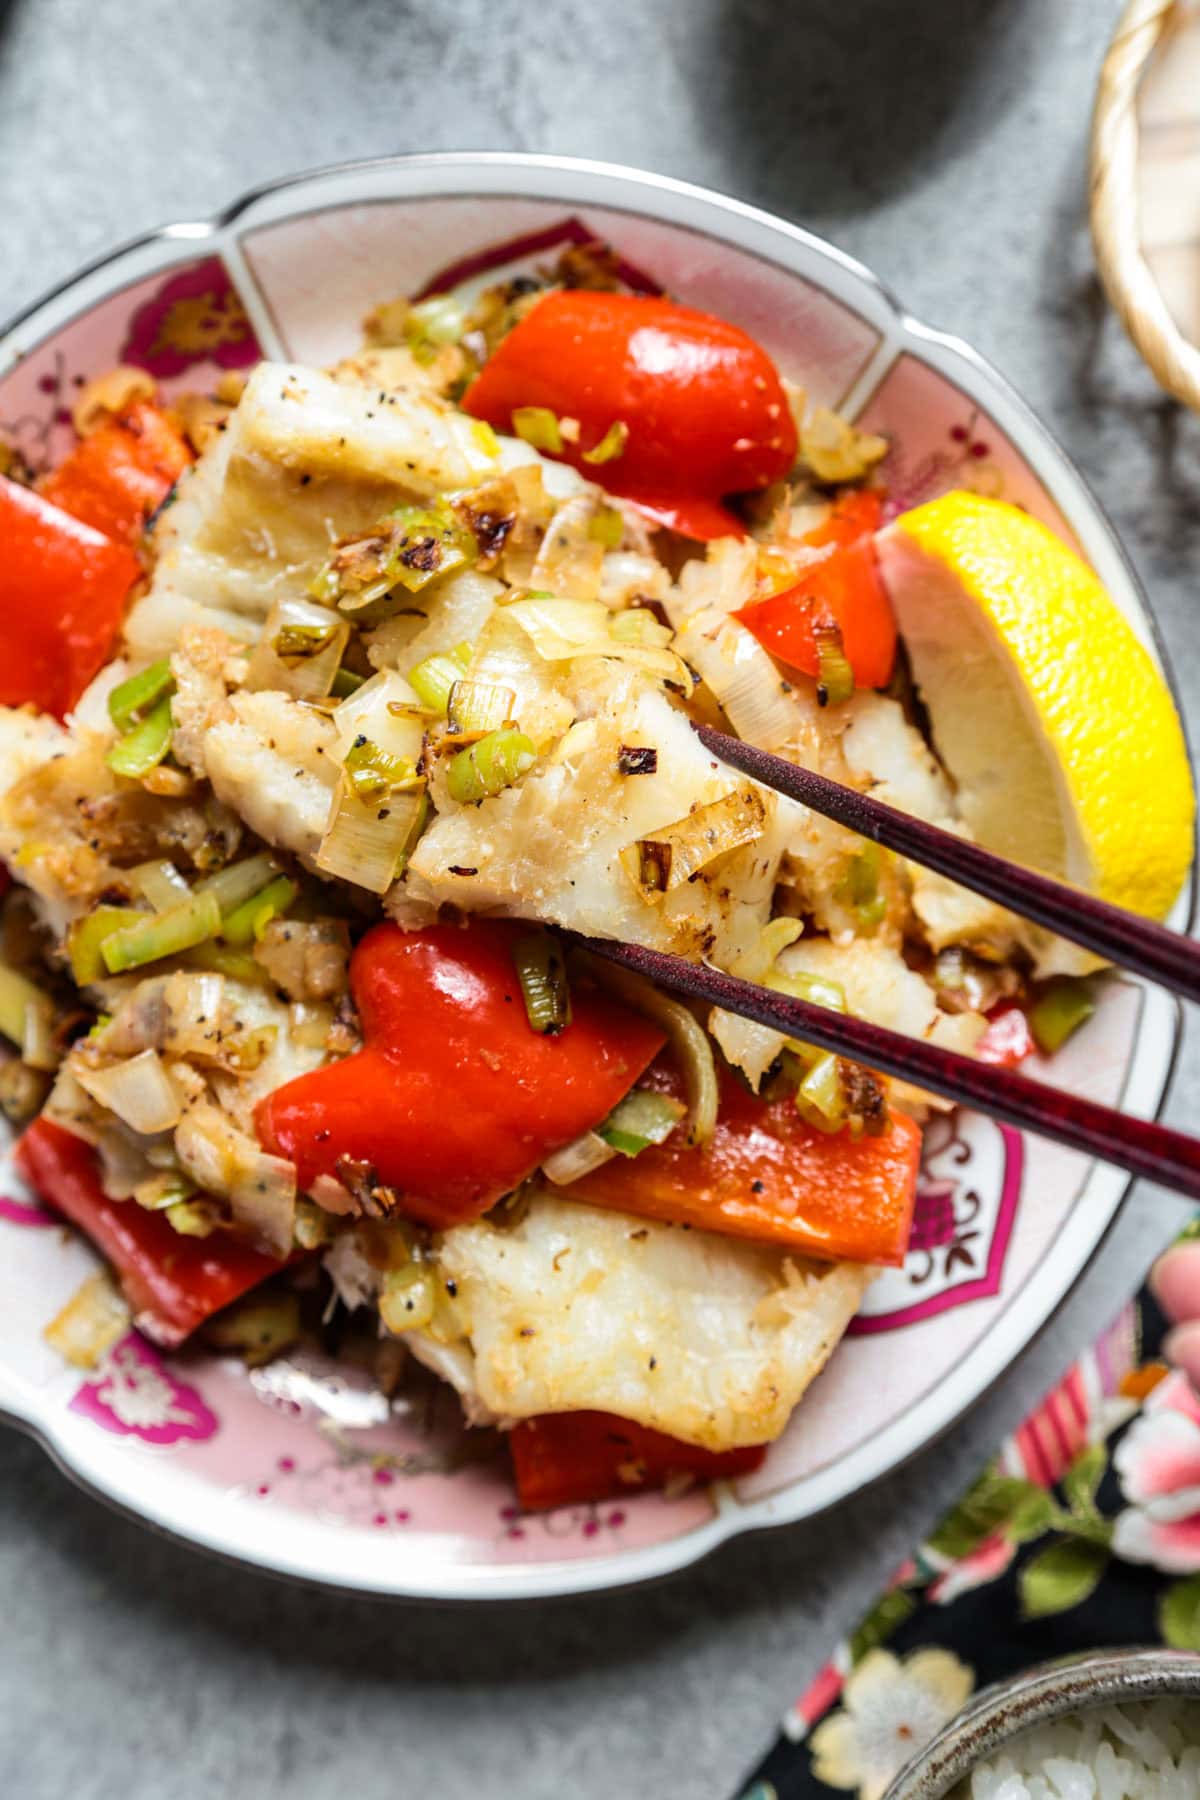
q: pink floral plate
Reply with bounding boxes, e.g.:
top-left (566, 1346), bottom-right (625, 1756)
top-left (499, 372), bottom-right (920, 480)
top-left (0, 154), bottom-right (1190, 1601)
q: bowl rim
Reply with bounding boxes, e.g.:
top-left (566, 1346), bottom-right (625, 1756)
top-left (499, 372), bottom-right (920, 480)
top-left (882, 1646), bottom-right (1200, 1798)
top-left (0, 151), bottom-right (1192, 1602)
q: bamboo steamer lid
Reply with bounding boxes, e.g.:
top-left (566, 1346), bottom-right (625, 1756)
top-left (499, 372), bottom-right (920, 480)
top-left (1091, 0), bottom-right (1200, 408)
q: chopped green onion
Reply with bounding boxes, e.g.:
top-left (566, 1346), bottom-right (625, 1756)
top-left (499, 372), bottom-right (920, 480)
top-left (196, 853), bottom-right (280, 915)
top-left (582, 419), bottom-right (629, 465)
top-left (342, 735), bottom-right (422, 802)
top-left (108, 660), bottom-right (173, 732)
top-left (331, 666), bottom-right (366, 699)
top-left (446, 678), bottom-right (515, 740)
top-left (445, 727), bottom-right (536, 804)
top-left (588, 504), bottom-right (624, 549)
top-left (219, 876), bottom-right (299, 949)
top-left (107, 695), bottom-right (174, 778)
top-left (68, 905), bottom-right (143, 984)
top-left (1029, 977), bottom-right (1095, 1055)
top-left (512, 406), bottom-right (563, 454)
top-left (408, 641), bottom-right (472, 715)
top-left (513, 933), bottom-right (572, 1035)
top-left (100, 890), bottom-right (221, 975)
top-left (597, 1089), bottom-right (686, 1156)
top-left (814, 623), bottom-right (855, 707)
top-left (0, 963), bottom-right (58, 1069)
top-left (834, 843), bottom-right (887, 933)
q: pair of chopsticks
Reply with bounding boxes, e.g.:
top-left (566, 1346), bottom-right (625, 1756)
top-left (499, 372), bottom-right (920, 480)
top-left (580, 725), bottom-right (1200, 1202)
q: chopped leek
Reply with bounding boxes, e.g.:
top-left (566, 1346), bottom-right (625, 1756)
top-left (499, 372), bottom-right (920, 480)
top-left (470, 419), bottom-right (501, 459)
top-left (587, 504), bottom-right (625, 549)
top-left (404, 293), bottom-right (469, 354)
top-left (1029, 977), bottom-right (1095, 1055)
top-left (74, 1049), bottom-right (182, 1135)
top-left (204, 1293), bottom-right (301, 1366)
top-left (108, 659), bottom-right (173, 732)
top-left (0, 963), bottom-right (58, 1069)
top-left (597, 1089), bottom-right (686, 1156)
top-left (621, 789), bottom-right (767, 902)
top-left (610, 607), bottom-right (673, 648)
top-left (130, 859), bottom-right (190, 911)
top-left (593, 961), bottom-right (719, 1146)
top-left (68, 906), bottom-right (142, 984)
top-left (834, 843), bottom-right (887, 933)
top-left (445, 678), bottom-right (516, 742)
top-left (316, 777), bottom-right (427, 894)
top-left (44, 1270), bottom-right (129, 1369)
top-left (133, 1171), bottom-right (198, 1212)
top-left (219, 876), bottom-right (299, 949)
top-left (342, 736), bottom-right (422, 802)
top-left (166, 1198), bottom-right (220, 1238)
top-left (196, 853), bottom-right (280, 915)
top-left (331, 666), bottom-right (366, 698)
top-left (542, 1130), bottom-right (618, 1185)
top-left (513, 933), bottom-right (572, 1035)
top-left (379, 1264), bottom-right (437, 1335)
top-left (315, 502), bottom-right (477, 610)
top-left (582, 419), bottom-right (629, 465)
top-left (445, 727), bottom-right (536, 804)
top-left (100, 890), bottom-right (221, 975)
top-left (107, 694), bottom-right (174, 778)
top-left (246, 597), bottom-right (350, 702)
top-left (814, 623), bottom-right (855, 707)
top-left (182, 942), bottom-right (269, 984)
top-left (512, 406), bottom-right (563, 454)
top-left (408, 641), bottom-right (472, 715)
top-left (766, 967), bottom-right (848, 1015)
top-left (793, 1051), bottom-right (848, 1134)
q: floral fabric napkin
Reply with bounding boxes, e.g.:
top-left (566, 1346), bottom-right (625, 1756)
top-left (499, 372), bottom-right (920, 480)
top-left (733, 1221), bottom-right (1200, 1800)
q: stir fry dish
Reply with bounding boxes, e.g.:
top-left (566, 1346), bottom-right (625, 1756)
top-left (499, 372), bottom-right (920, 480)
top-left (1, 241), bottom-right (1192, 1511)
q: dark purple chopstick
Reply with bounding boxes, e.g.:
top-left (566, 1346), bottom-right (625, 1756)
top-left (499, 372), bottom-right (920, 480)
top-left (581, 937), bottom-right (1200, 1201)
top-left (694, 724), bottom-right (1200, 1005)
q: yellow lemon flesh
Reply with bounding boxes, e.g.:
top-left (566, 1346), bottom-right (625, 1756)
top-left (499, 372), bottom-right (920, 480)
top-left (875, 491), bottom-right (1194, 922)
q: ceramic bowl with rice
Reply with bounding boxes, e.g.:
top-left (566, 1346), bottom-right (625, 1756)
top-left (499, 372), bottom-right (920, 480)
top-left (882, 1649), bottom-right (1200, 1800)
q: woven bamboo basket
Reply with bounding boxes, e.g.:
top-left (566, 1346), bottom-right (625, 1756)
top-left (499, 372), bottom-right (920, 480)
top-left (1090, 0), bottom-right (1200, 408)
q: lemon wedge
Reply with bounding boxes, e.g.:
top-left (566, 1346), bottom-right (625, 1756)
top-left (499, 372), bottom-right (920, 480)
top-left (875, 491), bottom-right (1194, 922)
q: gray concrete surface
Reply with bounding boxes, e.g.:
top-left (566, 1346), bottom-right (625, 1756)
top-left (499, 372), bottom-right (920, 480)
top-left (2, 2), bottom-right (1199, 1795)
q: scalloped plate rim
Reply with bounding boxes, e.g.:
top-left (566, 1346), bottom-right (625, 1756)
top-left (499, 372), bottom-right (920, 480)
top-left (0, 152), bottom-right (1191, 1602)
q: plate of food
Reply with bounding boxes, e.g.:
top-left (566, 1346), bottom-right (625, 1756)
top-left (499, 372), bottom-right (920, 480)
top-left (0, 153), bottom-right (1191, 1600)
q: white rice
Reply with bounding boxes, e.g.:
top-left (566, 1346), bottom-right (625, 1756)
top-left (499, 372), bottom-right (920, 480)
top-left (956, 1699), bottom-right (1200, 1800)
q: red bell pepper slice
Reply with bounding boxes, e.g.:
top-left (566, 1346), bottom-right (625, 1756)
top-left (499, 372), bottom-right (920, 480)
top-left (976, 1003), bottom-right (1035, 1068)
top-left (40, 400), bottom-right (192, 546)
top-left (257, 920), bottom-right (665, 1231)
top-left (464, 290), bottom-right (796, 523)
top-left (572, 1059), bottom-right (921, 1266)
top-left (737, 490), bottom-right (898, 691)
top-left (618, 490), bottom-right (749, 542)
top-left (16, 1119), bottom-right (283, 1348)
top-left (510, 1410), bottom-right (766, 1511)
top-left (0, 473), bottom-right (141, 718)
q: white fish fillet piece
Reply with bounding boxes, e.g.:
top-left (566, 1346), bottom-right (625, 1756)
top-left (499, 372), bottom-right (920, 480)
top-left (438, 1190), bottom-right (872, 1450)
top-left (202, 690), bottom-right (338, 871)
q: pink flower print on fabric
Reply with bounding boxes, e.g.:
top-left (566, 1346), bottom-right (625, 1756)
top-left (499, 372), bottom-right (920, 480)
top-left (1112, 1370), bottom-right (1200, 1574)
top-left (120, 258), bottom-right (259, 379)
top-left (70, 1332), bottom-right (217, 1445)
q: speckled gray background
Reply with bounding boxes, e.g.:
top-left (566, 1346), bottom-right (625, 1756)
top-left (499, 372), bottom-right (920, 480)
top-left (1, 2), bottom-right (1198, 1795)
